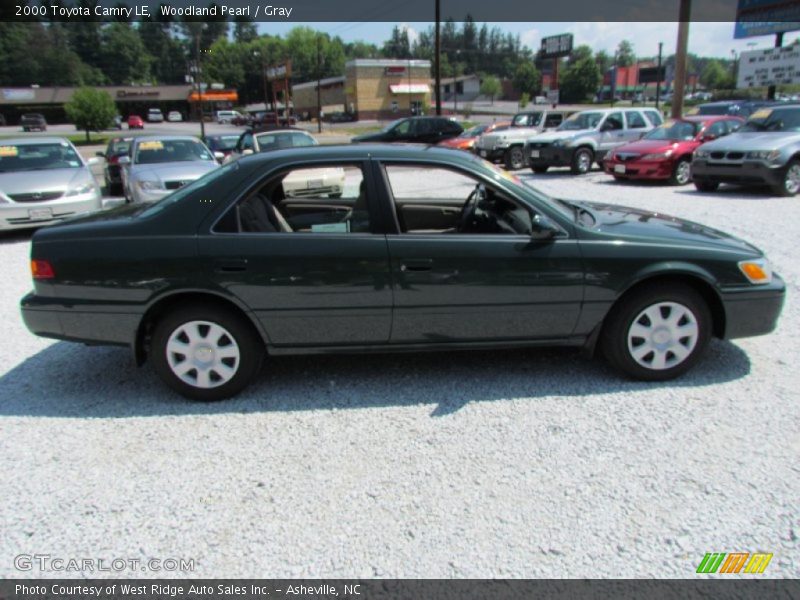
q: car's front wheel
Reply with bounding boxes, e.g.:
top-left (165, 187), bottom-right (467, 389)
top-left (772, 160), bottom-right (800, 197)
top-left (504, 146), bottom-right (526, 170)
top-left (571, 147), bottom-right (594, 175)
top-left (152, 304), bottom-right (264, 401)
top-left (531, 165), bottom-right (549, 174)
top-left (669, 158), bottom-right (692, 185)
top-left (601, 283), bottom-right (711, 381)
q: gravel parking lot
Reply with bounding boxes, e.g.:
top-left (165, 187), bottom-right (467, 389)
top-left (0, 164), bottom-right (797, 578)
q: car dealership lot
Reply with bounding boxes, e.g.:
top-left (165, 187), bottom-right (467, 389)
top-left (0, 166), bottom-right (798, 578)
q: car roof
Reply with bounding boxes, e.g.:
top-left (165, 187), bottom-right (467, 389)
top-left (681, 115), bottom-right (742, 122)
top-left (0, 136), bottom-right (73, 146)
top-left (240, 143), bottom-right (486, 167)
top-left (251, 126), bottom-right (309, 135)
top-left (133, 135), bottom-right (201, 143)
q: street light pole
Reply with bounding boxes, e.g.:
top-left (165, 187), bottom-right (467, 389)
top-left (655, 42), bottom-right (663, 111)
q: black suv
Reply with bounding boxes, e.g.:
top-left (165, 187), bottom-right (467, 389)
top-left (352, 116), bottom-right (463, 144)
top-left (20, 113), bottom-right (47, 132)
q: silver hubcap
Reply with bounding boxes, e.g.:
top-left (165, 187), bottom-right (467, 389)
top-left (675, 161), bottom-right (691, 184)
top-left (627, 302), bottom-right (699, 370)
top-left (578, 151), bottom-right (591, 172)
top-left (785, 164), bottom-right (800, 194)
top-left (166, 320), bottom-right (240, 388)
top-left (510, 149), bottom-right (523, 168)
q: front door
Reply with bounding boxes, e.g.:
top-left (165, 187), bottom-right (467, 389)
top-left (199, 161), bottom-right (392, 347)
top-left (379, 163), bottom-right (584, 344)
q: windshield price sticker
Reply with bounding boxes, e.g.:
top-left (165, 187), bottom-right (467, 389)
top-left (139, 141), bottom-right (164, 150)
top-left (0, 146), bottom-right (19, 157)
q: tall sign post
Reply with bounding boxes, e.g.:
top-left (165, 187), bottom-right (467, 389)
top-left (540, 34), bottom-right (573, 105)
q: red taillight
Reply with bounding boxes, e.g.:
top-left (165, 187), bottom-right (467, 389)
top-left (31, 259), bottom-right (55, 280)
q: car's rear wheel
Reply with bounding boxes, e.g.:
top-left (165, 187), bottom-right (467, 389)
top-left (571, 147), bottom-right (594, 175)
top-left (601, 283), bottom-right (711, 381)
top-left (669, 158), bottom-right (692, 185)
top-left (772, 160), bottom-right (800, 197)
top-left (504, 146), bottom-right (526, 170)
top-left (694, 180), bottom-right (719, 192)
top-left (151, 304), bottom-right (264, 401)
top-left (531, 165), bottom-right (549, 174)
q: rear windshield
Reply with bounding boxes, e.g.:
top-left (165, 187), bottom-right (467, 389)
top-left (255, 131), bottom-right (317, 151)
top-left (207, 136), bottom-right (240, 151)
top-left (0, 141), bottom-right (82, 173)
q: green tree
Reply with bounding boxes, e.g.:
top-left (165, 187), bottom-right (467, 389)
top-left (480, 75), bottom-right (502, 104)
top-left (204, 37), bottom-right (246, 88)
top-left (594, 49), bottom-right (612, 75)
top-left (65, 87), bottom-right (117, 142)
top-left (701, 59), bottom-right (728, 89)
top-left (616, 40), bottom-right (636, 67)
top-left (513, 61), bottom-right (540, 96)
top-left (560, 51), bottom-right (601, 103)
top-left (519, 92), bottom-right (530, 108)
top-left (102, 23), bottom-right (151, 84)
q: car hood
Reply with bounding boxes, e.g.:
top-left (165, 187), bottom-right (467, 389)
top-left (698, 131), bottom-right (800, 151)
top-left (611, 139), bottom-right (692, 155)
top-left (0, 167), bottom-right (91, 197)
top-left (578, 200), bottom-right (761, 255)
top-left (129, 161), bottom-right (218, 182)
top-left (533, 129), bottom-right (595, 143)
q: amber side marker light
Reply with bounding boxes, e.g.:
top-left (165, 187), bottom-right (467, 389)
top-left (738, 259), bottom-right (772, 284)
top-left (31, 259), bottom-right (55, 280)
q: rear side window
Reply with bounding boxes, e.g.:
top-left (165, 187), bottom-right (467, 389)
top-left (544, 113), bottom-right (563, 127)
top-left (626, 111), bottom-right (648, 129)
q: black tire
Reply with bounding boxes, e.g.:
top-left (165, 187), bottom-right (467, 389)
top-left (601, 283), bottom-right (711, 381)
top-left (504, 146), bottom-right (526, 170)
top-left (151, 303), bottom-right (265, 401)
top-left (694, 180), bottom-right (719, 192)
top-left (531, 165), bottom-right (549, 174)
top-left (668, 158), bottom-right (692, 185)
top-left (771, 160), bottom-right (800, 197)
top-left (571, 147), bottom-right (594, 175)
top-left (612, 174), bottom-right (626, 181)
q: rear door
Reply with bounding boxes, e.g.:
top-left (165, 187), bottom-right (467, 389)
top-left (623, 110), bottom-right (650, 142)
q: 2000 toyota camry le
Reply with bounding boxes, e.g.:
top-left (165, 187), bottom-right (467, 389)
top-left (20, 145), bottom-right (785, 401)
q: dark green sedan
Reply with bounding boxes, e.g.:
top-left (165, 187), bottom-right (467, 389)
top-left (21, 145), bottom-right (785, 401)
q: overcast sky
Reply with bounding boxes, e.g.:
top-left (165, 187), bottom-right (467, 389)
top-left (259, 22), bottom-right (795, 58)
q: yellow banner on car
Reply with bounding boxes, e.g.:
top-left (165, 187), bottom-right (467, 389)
top-left (750, 109), bottom-right (773, 120)
top-left (139, 141), bottom-right (164, 150)
top-left (0, 146), bottom-right (19, 157)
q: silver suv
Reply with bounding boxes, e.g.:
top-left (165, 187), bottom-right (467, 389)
top-left (692, 104), bottom-right (800, 196)
top-left (474, 109), bottom-right (574, 170)
top-left (525, 108), bottom-right (663, 174)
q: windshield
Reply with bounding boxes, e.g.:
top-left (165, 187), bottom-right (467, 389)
top-left (255, 131), bottom-right (317, 151)
top-left (109, 139), bottom-right (132, 155)
top-left (741, 108), bottom-right (800, 132)
top-left (208, 136), bottom-right (240, 151)
top-left (138, 161), bottom-right (235, 218)
top-left (513, 113), bottom-right (542, 126)
top-left (644, 120), bottom-right (699, 141)
top-left (461, 124), bottom-right (488, 137)
top-left (134, 139), bottom-right (214, 164)
top-left (559, 112), bottom-right (603, 131)
top-left (0, 141), bottom-right (83, 173)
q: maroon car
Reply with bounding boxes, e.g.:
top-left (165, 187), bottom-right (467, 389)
top-left (604, 115), bottom-right (744, 185)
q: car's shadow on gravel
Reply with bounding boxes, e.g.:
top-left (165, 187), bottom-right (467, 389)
top-left (0, 339), bottom-right (751, 418)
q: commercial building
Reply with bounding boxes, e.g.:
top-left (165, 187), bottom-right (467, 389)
top-left (292, 59), bottom-right (432, 121)
top-left (0, 85), bottom-right (237, 125)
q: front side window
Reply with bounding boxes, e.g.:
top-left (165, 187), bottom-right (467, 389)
top-left (216, 163), bottom-right (369, 234)
top-left (384, 164), bottom-right (534, 236)
top-left (513, 112), bottom-right (542, 127)
top-left (603, 113), bottom-right (624, 131)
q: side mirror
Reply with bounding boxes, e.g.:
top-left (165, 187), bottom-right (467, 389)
top-left (86, 157), bottom-right (101, 166)
top-left (117, 155), bottom-right (131, 165)
top-left (95, 151), bottom-right (105, 158)
top-left (213, 151), bottom-right (225, 162)
top-left (242, 148), bottom-right (254, 156)
top-left (530, 214), bottom-right (561, 241)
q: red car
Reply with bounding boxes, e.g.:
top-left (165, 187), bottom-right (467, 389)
top-left (603, 115), bottom-right (744, 185)
top-left (438, 121), bottom-right (511, 151)
top-left (127, 115), bottom-right (144, 129)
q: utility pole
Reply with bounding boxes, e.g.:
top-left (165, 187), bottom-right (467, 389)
top-left (434, 0), bottom-right (441, 115)
top-left (316, 36), bottom-right (322, 133)
top-left (671, 0), bottom-right (691, 119)
top-left (768, 32), bottom-right (784, 100)
top-left (655, 42), bottom-right (663, 111)
top-left (194, 32), bottom-right (205, 139)
top-left (453, 63), bottom-right (458, 116)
